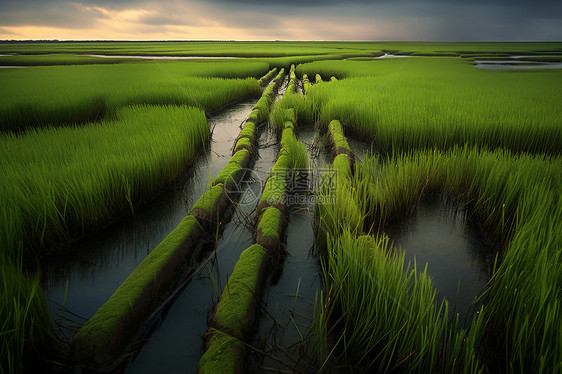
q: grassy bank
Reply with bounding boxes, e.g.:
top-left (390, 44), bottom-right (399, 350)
top-left (315, 146), bottom-right (562, 373)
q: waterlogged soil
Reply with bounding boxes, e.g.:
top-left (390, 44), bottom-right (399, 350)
top-left (124, 117), bottom-right (279, 374)
top-left (41, 99), bottom-right (256, 342)
top-left (386, 195), bottom-right (496, 316)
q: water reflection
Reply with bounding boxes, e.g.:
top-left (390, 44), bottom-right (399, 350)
top-left (386, 195), bottom-right (496, 315)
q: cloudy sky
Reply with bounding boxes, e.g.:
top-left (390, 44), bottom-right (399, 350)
top-left (1, 0), bottom-right (561, 41)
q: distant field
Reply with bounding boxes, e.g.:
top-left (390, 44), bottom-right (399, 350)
top-left (1, 40), bottom-right (562, 57)
top-left (1, 42), bottom-right (561, 374)
top-left (297, 57), bottom-right (562, 153)
top-left (0, 53), bottom-right (144, 66)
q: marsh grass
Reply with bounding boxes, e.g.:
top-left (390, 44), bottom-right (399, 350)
top-left (0, 53), bottom-right (139, 66)
top-left (302, 74), bottom-right (312, 94)
top-left (314, 232), bottom-right (484, 373)
top-left (314, 146), bottom-right (562, 373)
top-left (0, 61), bottom-right (266, 131)
top-left (1, 258), bottom-right (60, 374)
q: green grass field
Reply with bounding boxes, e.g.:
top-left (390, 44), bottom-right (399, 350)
top-left (0, 60), bottom-right (267, 131)
top-left (2, 41), bottom-right (562, 57)
top-left (297, 58), bottom-right (562, 153)
top-left (0, 41), bottom-right (561, 374)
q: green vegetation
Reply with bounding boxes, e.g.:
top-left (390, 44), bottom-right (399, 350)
top-left (270, 92), bottom-right (314, 130)
top-left (0, 61), bottom-right (266, 131)
top-left (212, 244), bottom-right (268, 337)
top-left (298, 58), bottom-right (562, 153)
top-left (2, 42), bottom-right (561, 373)
top-left (315, 146), bottom-right (562, 373)
top-left (252, 68), bottom-right (285, 123)
top-left (1, 105), bottom-right (208, 261)
top-left (285, 64), bottom-right (297, 96)
top-left (258, 125), bottom-right (307, 209)
top-left (237, 121), bottom-right (257, 140)
top-left (257, 207), bottom-right (283, 240)
top-left (0, 260), bottom-right (57, 374)
top-left (233, 137), bottom-right (252, 153)
top-left (199, 244), bottom-right (268, 374)
top-left (3, 41), bottom-right (561, 58)
top-left (213, 150), bottom-right (251, 190)
top-left (198, 333), bottom-right (245, 374)
top-left (258, 68), bottom-right (278, 86)
top-left (72, 215), bottom-right (201, 365)
top-left (190, 184), bottom-right (226, 223)
top-left (302, 73), bottom-right (312, 93)
top-left (316, 232), bottom-right (483, 373)
top-left (259, 172), bottom-right (288, 208)
top-left (332, 153), bottom-right (352, 178)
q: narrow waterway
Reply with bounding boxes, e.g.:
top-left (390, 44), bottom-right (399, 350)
top-left (41, 99), bottom-right (257, 342)
top-left (124, 111), bottom-right (280, 374)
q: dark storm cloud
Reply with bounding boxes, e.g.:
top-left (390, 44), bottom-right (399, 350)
top-left (1, 0), bottom-right (561, 40)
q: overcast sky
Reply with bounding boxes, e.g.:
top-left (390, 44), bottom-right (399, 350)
top-left (1, 0), bottom-right (561, 41)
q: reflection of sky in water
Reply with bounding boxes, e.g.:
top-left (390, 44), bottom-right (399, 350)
top-left (42, 100), bottom-right (256, 341)
top-left (386, 195), bottom-right (495, 315)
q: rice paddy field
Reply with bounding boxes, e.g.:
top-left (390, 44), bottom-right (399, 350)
top-left (1, 41), bottom-right (561, 374)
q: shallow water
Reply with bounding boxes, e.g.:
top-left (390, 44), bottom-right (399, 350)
top-left (386, 195), bottom-right (496, 316)
top-left (124, 114), bottom-right (280, 374)
top-left (84, 54), bottom-right (238, 60)
top-left (347, 136), bottom-right (373, 161)
top-left (474, 59), bottom-right (562, 70)
top-left (41, 99), bottom-right (256, 342)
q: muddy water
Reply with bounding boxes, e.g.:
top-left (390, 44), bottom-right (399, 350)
top-left (124, 118), bottom-right (280, 374)
top-left (386, 194), bottom-right (496, 316)
top-left (41, 100), bottom-right (256, 342)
